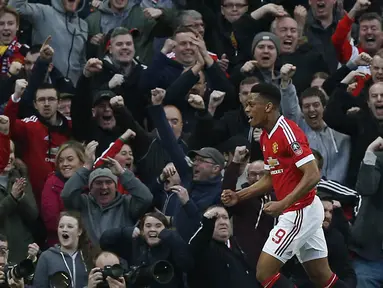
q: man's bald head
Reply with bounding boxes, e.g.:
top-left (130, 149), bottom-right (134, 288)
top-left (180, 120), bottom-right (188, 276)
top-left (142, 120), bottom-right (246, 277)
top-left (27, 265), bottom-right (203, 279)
top-left (164, 105), bottom-right (183, 139)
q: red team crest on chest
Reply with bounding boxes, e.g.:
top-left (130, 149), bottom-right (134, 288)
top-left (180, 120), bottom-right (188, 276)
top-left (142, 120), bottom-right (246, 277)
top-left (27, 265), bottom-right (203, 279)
top-left (291, 142), bottom-right (303, 156)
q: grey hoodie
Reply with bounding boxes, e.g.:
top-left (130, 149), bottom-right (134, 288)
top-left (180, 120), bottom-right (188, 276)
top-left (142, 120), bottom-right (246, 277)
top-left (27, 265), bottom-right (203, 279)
top-left (97, 0), bottom-right (135, 34)
top-left (61, 167), bottom-right (153, 245)
top-left (33, 245), bottom-right (88, 288)
top-left (9, 0), bottom-right (88, 85)
top-left (280, 83), bottom-right (351, 184)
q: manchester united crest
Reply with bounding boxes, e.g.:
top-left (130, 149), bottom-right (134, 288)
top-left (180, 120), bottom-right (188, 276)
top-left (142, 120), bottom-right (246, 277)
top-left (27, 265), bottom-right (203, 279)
top-left (272, 142), bottom-right (278, 154)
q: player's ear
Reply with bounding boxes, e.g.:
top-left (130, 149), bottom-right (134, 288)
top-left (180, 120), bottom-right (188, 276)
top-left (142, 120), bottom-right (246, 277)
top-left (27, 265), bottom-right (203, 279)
top-left (265, 102), bottom-right (273, 113)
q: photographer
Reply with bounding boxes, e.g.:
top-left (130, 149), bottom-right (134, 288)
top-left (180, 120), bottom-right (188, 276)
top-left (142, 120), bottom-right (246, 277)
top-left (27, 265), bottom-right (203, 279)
top-left (33, 212), bottom-right (94, 288)
top-left (88, 251), bottom-right (125, 288)
top-left (0, 235), bottom-right (39, 288)
top-left (100, 212), bottom-right (193, 288)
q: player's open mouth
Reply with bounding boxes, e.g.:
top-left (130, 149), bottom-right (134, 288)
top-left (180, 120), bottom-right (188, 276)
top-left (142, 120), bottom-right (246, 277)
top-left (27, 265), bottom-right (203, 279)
top-left (62, 233), bottom-right (69, 240)
top-left (248, 116), bottom-right (253, 123)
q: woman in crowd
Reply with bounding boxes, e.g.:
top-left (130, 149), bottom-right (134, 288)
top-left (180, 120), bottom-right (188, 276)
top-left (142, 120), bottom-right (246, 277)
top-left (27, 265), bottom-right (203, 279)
top-left (0, 139), bottom-right (38, 263)
top-left (41, 141), bottom-right (86, 247)
top-left (33, 211), bottom-right (94, 288)
top-left (100, 211), bottom-right (193, 288)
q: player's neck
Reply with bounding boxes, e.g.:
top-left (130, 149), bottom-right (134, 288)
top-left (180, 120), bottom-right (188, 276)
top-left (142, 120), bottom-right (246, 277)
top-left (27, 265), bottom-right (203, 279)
top-left (264, 113), bottom-right (281, 134)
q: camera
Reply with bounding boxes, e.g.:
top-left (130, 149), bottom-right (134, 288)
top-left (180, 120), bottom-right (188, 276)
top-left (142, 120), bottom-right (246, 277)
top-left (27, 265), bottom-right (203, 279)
top-left (96, 260), bottom-right (174, 288)
top-left (0, 259), bottom-right (35, 288)
top-left (96, 264), bottom-right (125, 288)
top-left (126, 260), bottom-right (174, 287)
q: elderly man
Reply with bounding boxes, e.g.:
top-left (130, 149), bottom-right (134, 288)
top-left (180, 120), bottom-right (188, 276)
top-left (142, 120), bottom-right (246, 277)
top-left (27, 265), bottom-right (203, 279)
top-left (61, 144), bottom-right (153, 245)
top-left (188, 205), bottom-right (259, 288)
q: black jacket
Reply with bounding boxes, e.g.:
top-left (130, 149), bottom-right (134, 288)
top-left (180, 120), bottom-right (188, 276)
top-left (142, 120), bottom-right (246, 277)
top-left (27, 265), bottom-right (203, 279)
top-left (164, 65), bottom-right (236, 132)
top-left (350, 151), bottom-right (383, 261)
top-left (91, 56), bottom-right (149, 126)
top-left (275, 42), bottom-right (329, 95)
top-left (323, 84), bottom-right (383, 188)
top-left (192, 109), bottom-right (263, 161)
top-left (71, 75), bottom-right (126, 156)
top-left (100, 227), bottom-right (193, 288)
top-left (188, 216), bottom-right (260, 288)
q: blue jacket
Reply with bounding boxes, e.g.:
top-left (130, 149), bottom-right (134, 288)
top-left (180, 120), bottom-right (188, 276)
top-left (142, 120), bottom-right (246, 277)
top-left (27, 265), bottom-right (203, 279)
top-left (149, 105), bottom-right (222, 240)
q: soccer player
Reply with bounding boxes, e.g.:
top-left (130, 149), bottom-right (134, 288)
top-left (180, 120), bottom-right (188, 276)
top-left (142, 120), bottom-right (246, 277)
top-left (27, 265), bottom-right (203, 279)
top-left (221, 82), bottom-right (348, 288)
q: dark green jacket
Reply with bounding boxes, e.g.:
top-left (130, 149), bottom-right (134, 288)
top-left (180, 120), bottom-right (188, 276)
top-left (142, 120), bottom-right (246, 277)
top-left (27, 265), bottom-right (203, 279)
top-left (0, 163), bottom-right (38, 263)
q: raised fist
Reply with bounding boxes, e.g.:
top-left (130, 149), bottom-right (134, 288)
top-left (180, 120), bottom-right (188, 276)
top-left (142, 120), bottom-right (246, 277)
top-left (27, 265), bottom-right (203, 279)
top-left (14, 79), bottom-right (28, 99)
top-left (108, 74), bottom-right (124, 89)
top-left (151, 88), bottom-right (166, 105)
top-left (84, 58), bottom-right (103, 78)
top-left (240, 60), bottom-right (258, 73)
top-left (280, 63), bottom-right (296, 82)
top-left (110, 95), bottom-right (124, 108)
top-left (0, 116), bottom-right (9, 135)
top-left (188, 94), bottom-right (205, 110)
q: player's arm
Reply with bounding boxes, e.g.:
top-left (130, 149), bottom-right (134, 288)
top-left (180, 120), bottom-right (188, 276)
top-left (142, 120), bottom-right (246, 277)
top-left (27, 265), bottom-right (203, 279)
top-left (280, 159), bottom-right (321, 209)
top-left (237, 171), bottom-right (273, 202)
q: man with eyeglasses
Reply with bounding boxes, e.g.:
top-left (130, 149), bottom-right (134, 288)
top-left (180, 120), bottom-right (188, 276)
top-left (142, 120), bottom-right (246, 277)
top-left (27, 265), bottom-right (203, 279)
top-left (3, 80), bottom-right (71, 210)
top-left (222, 149), bottom-right (275, 273)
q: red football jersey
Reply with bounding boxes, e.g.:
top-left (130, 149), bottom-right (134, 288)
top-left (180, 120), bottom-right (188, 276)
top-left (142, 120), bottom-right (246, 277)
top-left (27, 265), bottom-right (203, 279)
top-left (260, 116), bottom-right (316, 212)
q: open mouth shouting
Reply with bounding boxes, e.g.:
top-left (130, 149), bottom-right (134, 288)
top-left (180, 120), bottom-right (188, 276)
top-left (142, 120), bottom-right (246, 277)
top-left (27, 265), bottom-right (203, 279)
top-left (61, 233), bottom-right (70, 240)
top-left (148, 232), bottom-right (158, 239)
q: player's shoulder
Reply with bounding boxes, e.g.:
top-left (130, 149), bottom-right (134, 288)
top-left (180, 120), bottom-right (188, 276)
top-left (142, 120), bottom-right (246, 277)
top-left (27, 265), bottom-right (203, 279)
top-left (276, 117), bottom-right (306, 142)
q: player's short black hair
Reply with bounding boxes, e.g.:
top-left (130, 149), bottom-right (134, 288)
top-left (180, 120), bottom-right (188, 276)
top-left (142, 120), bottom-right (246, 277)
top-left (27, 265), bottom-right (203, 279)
top-left (250, 83), bottom-right (281, 107)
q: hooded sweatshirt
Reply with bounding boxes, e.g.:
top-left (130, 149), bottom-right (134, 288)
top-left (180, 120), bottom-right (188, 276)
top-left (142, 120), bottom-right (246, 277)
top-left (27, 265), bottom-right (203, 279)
top-left (9, 0), bottom-right (88, 85)
top-left (33, 245), bottom-right (88, 288)
top-left (86, 0), bottom-right (135, 36)
top-left (281, 83), bottom-right (351, 184)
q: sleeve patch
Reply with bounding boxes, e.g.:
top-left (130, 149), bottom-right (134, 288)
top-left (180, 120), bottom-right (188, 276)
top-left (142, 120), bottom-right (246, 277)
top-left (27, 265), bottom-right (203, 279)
top-left (291, 142), bottom-right (303, 156)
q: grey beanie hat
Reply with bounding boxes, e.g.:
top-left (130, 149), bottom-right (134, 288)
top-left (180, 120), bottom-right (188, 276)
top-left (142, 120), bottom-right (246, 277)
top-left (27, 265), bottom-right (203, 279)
top-left (251, 32), bottom-right (280, 55)
top-left (88, 168), bottom-right (118, 188)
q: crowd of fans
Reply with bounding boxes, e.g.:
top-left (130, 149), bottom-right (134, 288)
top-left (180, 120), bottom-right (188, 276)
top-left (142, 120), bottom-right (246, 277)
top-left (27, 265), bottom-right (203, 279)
top-left (0, 0), bottom-right (382, 287)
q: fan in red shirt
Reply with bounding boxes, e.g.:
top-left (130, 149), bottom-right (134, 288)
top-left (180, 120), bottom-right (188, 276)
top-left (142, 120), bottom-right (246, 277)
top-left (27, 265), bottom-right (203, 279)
top-left (222, 83), bottom-right (348, 288)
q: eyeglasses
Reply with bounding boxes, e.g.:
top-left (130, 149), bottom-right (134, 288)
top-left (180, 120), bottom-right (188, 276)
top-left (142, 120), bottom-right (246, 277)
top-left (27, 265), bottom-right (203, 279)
top-left (222, 3), bottom-right (248, 9)
top-left (35, 97), bottom-right (58, 104)
top-left (193, 157), bottom-right (216, 165)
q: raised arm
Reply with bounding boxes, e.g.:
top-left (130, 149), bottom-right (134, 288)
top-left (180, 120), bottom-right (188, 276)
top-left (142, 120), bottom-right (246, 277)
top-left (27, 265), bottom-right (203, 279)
top-left (9, 0), bottom-right (48, 23)
top-left (356, 138), bottom-right (383, 196)
top-left (149, 89), bottom-right (192, 183)
top-left (280, 64), bottom-right (303, 124)
top-left (3, 80), bottom-right (29, 142)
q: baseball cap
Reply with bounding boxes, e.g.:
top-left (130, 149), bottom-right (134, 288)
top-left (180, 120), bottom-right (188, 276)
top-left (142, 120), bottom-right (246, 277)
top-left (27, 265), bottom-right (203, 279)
top-left (188, 147), bottom-right (225, 168)
top-left (88, 168), bottom-right (118, 188)
top-left (59, 92), bottom-right (74, 100)
top-left (92, 90), bottom-right (116, 107)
